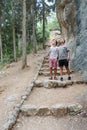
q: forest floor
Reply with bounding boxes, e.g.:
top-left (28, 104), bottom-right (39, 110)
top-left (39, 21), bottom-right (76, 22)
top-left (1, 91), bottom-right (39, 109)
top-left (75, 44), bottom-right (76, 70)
top-left (0, 49), bottom-right (47, 129)
top-left (0, 48), bottom-right (87, 130)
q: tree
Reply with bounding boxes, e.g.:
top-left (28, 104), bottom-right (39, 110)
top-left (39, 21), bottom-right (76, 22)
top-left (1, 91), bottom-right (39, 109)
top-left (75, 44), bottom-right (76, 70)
top-left (37, 0), bottom-right (55, 49)
top-left (0, 27), bottom-right (3, 63)
top-left (11, 1), bottom-right (17, 62)
top-left (0, 0), bottom-right (3, 62)
top-left (32, 0), bottom-right (37, 53)
top-left (22, 0), bottom-right (27, 69)
top-left (42, 0), bottom-right (45, 49)
top-left (0, 0), bottom-right (55, 65)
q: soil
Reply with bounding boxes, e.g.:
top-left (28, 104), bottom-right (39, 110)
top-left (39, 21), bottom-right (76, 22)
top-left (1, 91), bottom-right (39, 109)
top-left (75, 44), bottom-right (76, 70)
top-left (23, 84), bottom-right (87, 107)
top-left (13, 115), bottom-right (87, 130)
top-left (0, 49), bottom-right (47, 129)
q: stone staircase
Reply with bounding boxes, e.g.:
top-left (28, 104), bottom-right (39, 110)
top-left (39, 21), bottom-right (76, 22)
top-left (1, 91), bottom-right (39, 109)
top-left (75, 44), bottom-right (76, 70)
top-left (12, 54), bottom-right (87, 130)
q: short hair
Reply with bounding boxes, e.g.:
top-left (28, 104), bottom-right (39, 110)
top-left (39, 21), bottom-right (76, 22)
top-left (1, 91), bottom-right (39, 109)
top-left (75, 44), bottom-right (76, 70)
top-left (52, 39), bottom-right (57, 45)
top-left (63, 39), bottom-right (65, 43)
top-left (61, 39), bottom-right (65, 43)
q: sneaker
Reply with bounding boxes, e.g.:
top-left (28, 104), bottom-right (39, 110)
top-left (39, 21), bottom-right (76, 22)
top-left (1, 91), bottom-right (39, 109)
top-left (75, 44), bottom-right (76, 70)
top-left (60, 77), bottom-right (63, 81)
top-left (49, 77), bottom-right (52, 80)
top-left (68, 76), bottom-right (71, 80)
top-left (54, 77), bottom-right (58, 80)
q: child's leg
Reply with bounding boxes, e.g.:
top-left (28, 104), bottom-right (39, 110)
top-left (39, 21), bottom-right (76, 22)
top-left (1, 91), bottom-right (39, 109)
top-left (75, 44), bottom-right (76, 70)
top-left (65, 66), bottom-right (71, 80)
top-left (65, 66), bottom-right (70, 76)
top-left (64, 59), bottom-right (70, 76)
top-left (54, 68), bottom-right (57, 78)
top-left (59, 60), bottom-right (63, 76)
top-left (59, 60), bottom-right (63, 80)
top-left (53, 59), bottom-right (57, 78)
top-left (49, 59), bottom-right (53, 79)
top-left (60, 66), bottom-right (63, 77)
top-left (50, 67), bottom-right (52, 78)
top-left (59, 66), bottom-right (63, 81)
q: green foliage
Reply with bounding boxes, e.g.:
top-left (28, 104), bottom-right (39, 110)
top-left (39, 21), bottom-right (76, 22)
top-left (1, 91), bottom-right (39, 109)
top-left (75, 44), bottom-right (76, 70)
top-left (0, 0), bottom-right (60, 66)
top-left (27, 42), bottom-right (33, 54)
top-left (37, 14), bottom-right (60, 43)
top-left (37, 43), bottom-right (43, 50)
top-left (56, 0), bottom-right (61, 5)
top-left (37, 27), bottom-right (43, 42)
top-left (47, 14), bottom-right (60, 30)
top-left (37, 22), bottom-right (50, 43)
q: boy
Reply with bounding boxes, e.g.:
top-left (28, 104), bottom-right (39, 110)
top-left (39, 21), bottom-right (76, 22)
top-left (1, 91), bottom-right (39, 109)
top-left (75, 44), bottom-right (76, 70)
top-left (49, 39), bottom-right (58, 80)
top-left (58, 39), bottom-right (71, 81)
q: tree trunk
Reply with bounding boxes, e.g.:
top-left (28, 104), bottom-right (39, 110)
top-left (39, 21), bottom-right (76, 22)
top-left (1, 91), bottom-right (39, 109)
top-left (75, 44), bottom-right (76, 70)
top-left (0, 5), bottom-right (3, 63)
top-left (22, 0), bottom-right (27, 69)
top-left (18, 34), bottom-right (22, 52)
top-left (12, 1), bottom-right (17, 62)
top-left (42, 0), bottom-right (45, 49)
top-left (32, 2), bottom-right (37, 53)
top-left (0, 29), bottom-right (3, 63)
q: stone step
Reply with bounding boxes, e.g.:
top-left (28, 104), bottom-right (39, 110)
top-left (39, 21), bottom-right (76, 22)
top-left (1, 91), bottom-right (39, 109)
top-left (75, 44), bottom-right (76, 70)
top-left (39, 71), bottom-right (72, 76)
top-left (20, 103), bottom-right (82, 117)
top-left (40, 67), bottom-right (72, 72)
top-left (41, 66), bottom-right (60, 70)
top-left (12, 74), bottom-right (87, 129)
top-left (42, 64), bottom-right (71, 69)
top-left (44, 57), bottom-right (49, 60)
top-left (34, 80), bottom-right (77, 88)
top-left (42, 62), bottom-right (49, 65)
top-left (34, 80), bottom-right (87, 89)
top-left (43, 60), bottom-right (49, 64)
top-left (42, 64), bottom-right (49, 68)
top-left (43, 62), bottom-right (59, 66)
top-left (23, 84), bottom-right (87, 113)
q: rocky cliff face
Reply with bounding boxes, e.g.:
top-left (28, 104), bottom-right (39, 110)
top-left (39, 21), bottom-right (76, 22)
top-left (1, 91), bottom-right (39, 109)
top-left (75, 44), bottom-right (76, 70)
top-left (56, 0), bottom-right (76, 42)
top-left (56, 0), bottom-right (87, 79)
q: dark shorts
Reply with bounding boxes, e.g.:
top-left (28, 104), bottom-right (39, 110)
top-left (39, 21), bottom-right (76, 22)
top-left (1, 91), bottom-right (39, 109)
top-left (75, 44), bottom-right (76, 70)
top-left (59, 59), bottom-right (68, 67)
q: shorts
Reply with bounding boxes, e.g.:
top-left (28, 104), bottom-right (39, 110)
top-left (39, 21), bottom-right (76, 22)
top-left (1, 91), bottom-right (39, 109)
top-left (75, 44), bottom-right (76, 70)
top-left (59, 59), bottom-right (68, 67)
top-left (49, 58), bottom-right (57, 68)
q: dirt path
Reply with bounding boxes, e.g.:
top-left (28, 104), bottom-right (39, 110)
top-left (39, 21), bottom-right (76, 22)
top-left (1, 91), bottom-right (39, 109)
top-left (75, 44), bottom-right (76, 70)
top-left (12, 53), bottom-right (87, 130)
top-left (13, 116), bottom-right (87, 130)
top-left (0, 49), bottom-right (48, 129)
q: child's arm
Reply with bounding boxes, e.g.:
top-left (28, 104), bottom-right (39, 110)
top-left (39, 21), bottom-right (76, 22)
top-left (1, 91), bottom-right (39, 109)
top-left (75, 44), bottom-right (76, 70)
top-left (48, 47), bottom-right (51, 57)
top-left (67, 50), bottom-right (70, 61)
top-left (56, 47), bottom-right (59, 60)
top-left (66, 45), bottom-right (70, 61)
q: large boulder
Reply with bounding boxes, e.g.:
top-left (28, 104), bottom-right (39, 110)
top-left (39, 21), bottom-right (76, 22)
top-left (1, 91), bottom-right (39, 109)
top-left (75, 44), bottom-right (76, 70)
top-left (56, 0), bottom-right (87, 79)
top-left (56, 0), bottom-right (76, 42)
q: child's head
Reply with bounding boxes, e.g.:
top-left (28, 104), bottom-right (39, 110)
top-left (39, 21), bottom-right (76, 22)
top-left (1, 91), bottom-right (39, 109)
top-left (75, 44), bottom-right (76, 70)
top-left (51, 39), bottom-right (57, 46)
top-left (60, 39), bottom-right (65, 45)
